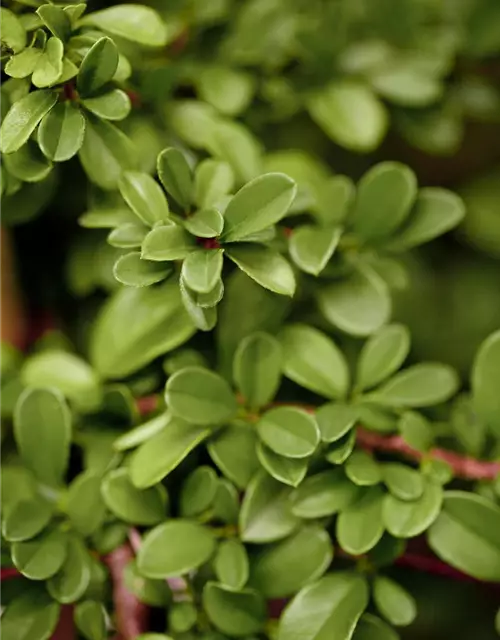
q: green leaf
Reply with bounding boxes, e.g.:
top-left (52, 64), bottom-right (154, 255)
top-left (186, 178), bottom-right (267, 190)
top-left (130, 418), bottom-right (209, 489)
top-left (138, 520), bottom-right (216, 578)
top-left (169, 602), bottom-right (197, 633)
top-left (471, 330), bottom-right (500, 436)
top-left (213, 479), bottom-right (239, 525)
top-left (280, 324), bottom-right (349, 399)
top-left (165, 366), bottom-right (237, 425)
top-left (221, 172), bottom-right (296, 242)
top-left (257, 406), bottom-right (320, 459)
top-left (38, 102), bottom-right (85, 162)
top-left (157, 147), bottom-right (193, 210)
top-left (257, 442), bottom-right (308, 487)
top-left (141, 225), bottom-right (195, 260)
top-left (1, 587), bottom-right (60, 640)
top-left (180, 466), bottom-right (218, 517)
top-left (203, 582), bottom-right (265, 637)
top-left (307, 81), bottom-right (388, 152)
top-left (382, 464), bottom-right (424, 501)
top-left (32, 37), bottom-right (64, 88)
top-left (351, 163), bottom-right (417, 241)
top-left (370, 364), bottom-right (459, 408)
top-left (67, 471), bottom-right (106, 536)
top-left (113, 412), bottom-right (170, 452)
top-left (208, 422), bottom-right (260, 489)
top-left (47, 535), bottom-right (91, 603)
top-left (81, 5), bottom-right (169, 47)
top-left (345, 451), bottom-right (382, 486)
top-left (75, 601), bottom-right (106, 640)
top-left (373, 577), bottom-right (416, 627)
top-left (318, 266), bottom-right (391, 337)
top-left (240, 471), bottom-right (299, 543)
top-left (113, 251), bottom-right (171, 287)
top-left (36, 5), bottom-right (71, 41)
top-left (367, 535), bottom-right (406, 570)
top-left (118, 171), bottom-right (170, 227)
top-left (291, 470), bottom-right (361, 519)
top-left (2, 498), bottom-right (52, 542)
top-left (5, 48), bottom-right (43, 79)
top-left (197, 66), bottom-right (254, 116)
top-left (184, 207), bottom-right (225, 238)
top-left (277, 572), bottom-right (369, 640)
top-left (226, 245), bottom-right (295, 296)
top-left (398, 411), bottom-right (434, 452)
top-left (12, 528), bottom-right (67, 580)
top-left (90, 280), bottom-right (195, 378)
top-left (233, 332), bottom-right (282, 409)
top-left (316, 403), bottom-right (358, 443)
top-left (21, 349), bottom-right (102, 411)
top-left (179, 278), bottom-right (219, 331)
top-left (0, 89), bottom-right (57, 154)
top-left (388, 188), bottom-right (465, 251)
top-left (289, 225), bottom-right (342, 275)
top-left (14, 387), bottom-right (70, 487)
top-left (102, 468), bottom-right (167, 524)
top-left (123, 559), bottom-right (171, 606)
top-left (337, 487), bottom-right (385, 555)
top-left (250, 525), bottom-right (332, 598)
top-left (195, 159), bottom-right (234, 208)
top-left (315, 175), bottom-right (355, 226)
top-left (79, 115), bottom-right (137, 190)
top-left (428, 491), bottom-right (500, 581)
top-left (108, 222), bottom-right (147, 249)
top-left (356, 325), bottom-right (410, 391)
top-left (181, 249), bottom-right (224, 293)
top-left (383, 479), bottom-right (442, 538)
top-left (3, 142), bottom-right (52, 183)
top-left (82, 89), bottom-right (131, 121)
top-left (207, 119), bottom-right (263, 185)
top-left (353, 614), bottom-right (400, 640)
top-left (1, 8), bottom-right (27, 54)
top-left (214, 539), bottom-right (249, 590)
top-left (77, 37), bottom-right (118, 97)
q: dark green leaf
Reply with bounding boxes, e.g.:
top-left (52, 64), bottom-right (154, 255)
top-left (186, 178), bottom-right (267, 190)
top-left (180, 466), bottom-right (218, 517)
top-left (75, 600), bottom-right (107, 640)
top-left (0, 89), bottom-right (57, 154)
top-left (165, 366), bottom-right (237, 425)
top-left (257, 406), bottom-right (319, 458)
top-left (3, 142), bottom-right (52, 183)
top-left (240, 471), bottom-right (299, 543)
top-left (257, 442), bottom-right (308, 487)
top-left (77, 37), bottom-right (119, 97)
top-left (382, 464), bottom-right (424, 501)
top-left (353, 614), bottom-right (400, 640)
top-left (213, 479), bottom-right (239, 525)
top-left (221, 173), bottom-right (296, 242)
top-left (181, 249), bottom-right (224, 293)
top-left (471, 330), bottom-right (500, 436)
top-left (289, 225), bottom-right (341, 275)
top-left (67, 471), bottom-right (106, 536)
top-left (427, 490), bottom-right (500, 581)
top-left (226, 245), bottom-right (296, 296)
top-left (383, 480), bottom-right (442, 538)
top-left (113, 251), bottom-right (171, 287)
top-left (214, 539), bottom-right (249, 590)
top-left (356, 325), bottom-right (410, 391)
top-left (1, 587), bottom-right (60, 640)
top-left (291, 470), bottom-right (361, 519)
top-left (81, 5), bottom-right (169, 47)
top-left (157, 147), bottom-right (193, 210)
top-left (47, 535), bottom-right (91, 603)
top-left (2, 498), bottom-right (52, 542)
top-left (138, 520), bottom-right (216, 578)
top-left (141, 225), bottom-right (195, 260)
top-left (351, 163), bottom-right (417, 241)
top-left (337, 487), bottom-right (385, 555)
top-left (123, 559), bottom-right (171, 606)
top-left (345, 451), bottom-right (382, 486)
top-left (233, 332), bottom-right (282, 409)
top-left (38, 102), bottom-right (85, 162)
top-left (316, 403), bottom-right (358, 443)
top-left (130, 418), bottom-right (209, 489)
top-left (90, 280), bottom-right (195, 378)
top-left (277, 572), bottom-right (369, 640)
top-left (102, 468), bottom-right (167, 524)
top-left (203, 582), bottom-right (265, 637)
top-left (14, 387), bottom-right (71, 487)
top-left (208, 422), bottom-right (260, 489)
top-left (373, 577), bottom-right (416, 627)
top-left (195, 159), bottom-right (234, 208)
top-left (250, 525), bottom-right (332, 598)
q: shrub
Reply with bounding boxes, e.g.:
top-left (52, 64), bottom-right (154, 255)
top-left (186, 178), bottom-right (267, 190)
top-left (1, 1), bottom-right (500, 639)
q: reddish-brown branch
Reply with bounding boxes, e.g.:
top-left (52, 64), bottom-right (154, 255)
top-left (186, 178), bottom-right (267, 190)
top-left (103, 544), bottom-right (150, 640)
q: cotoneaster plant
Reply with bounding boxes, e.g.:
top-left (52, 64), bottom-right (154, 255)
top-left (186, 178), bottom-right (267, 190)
top-left (1, 2), bottom-right (500, 640)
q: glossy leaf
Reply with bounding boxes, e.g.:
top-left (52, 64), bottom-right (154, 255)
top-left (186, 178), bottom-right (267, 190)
top-left (337, 486), bottom-right (385, 555)
top-left (277, 572), bottom-right (369, 640)
top-left (203, 583), bottom-right (266, 637)
top-left (280, 324), bottom-right (349, 399)
top-left (14, 387), bottom-right (70, 487)
top-left (184, 207), bottom-right (224, 238)
top-left (67, 471), bottom-right (106, 536)
top-left (353, 614), bottom-right (400, 640)
top-left (383, 480), bottom-right (442, 538)
top-left (208, 422), bottom-right (260, 489)
top-left (108, 222), bottom-right (147, 249)
top-left (3, 142), bottom-right (52, 183)
top-left (123, 559), bottom-right (171, 606)
top-left (195, 159), bottom-right (234, 208)
top-left (141, 225), bottom-right (195, 260)
top-left (257, 443), bottom-right (308, 487)
top-left (316, 403), bottom-right (359, 443)
top-left (398, 411), bottom-right (434, 452)
top-left (226, 245), bottom-right (296, 296)
top-left (38, 102), bottom-right (86, 162)
top-left (31, 37), bottom-right (64, 89)
top-left (113, 252), bottom-right (171, 287)
top-left (157, 147), bottom-right (193, 210)
top-left (257, 406), bottom-right (320, 458)
top-left (82, 89), bottom-right (131, 121)
top-left (356, 325), bottom-right (410, 391)
top-left (138, 520), bottom-right (216, 578)
top-left (233, 332), bottom-right (282, 409)
top-left (2, 498), bottom-right (52, 542)
top-left (181, 249), bottom-right (224, 293)
top-left (36, 5), bottom-right (71, 41)
top-left (291, 470), bottom-right (361, 519)
top-left (345, 451), bottom-right (382, 486)
top-left (102, 468), bottom-right (167, 524)
top-left (214, 539), bottom-right (249, 590)
top-left (1, 8), bottom-right (27, 53)
top-left (119, 171), bottom-right (170, 227)
top-left (75, 600), bottom-right (107, 640)
top-left (77, 37), bottom-right (119, 97)
top-left (81, 5), bottom-right (169, 47)
top-left (2, 587), bottom-right (60, 640)
top-left (0, 89), bottom-right (57, 154)
top-left (47, 536), bottom-right (91, 603)
top-left (471, 330), bottom-right (500, 436)
top-left (221, 173), bottom-right (296, 242)
top-left (373, 577), bottom-right (416, 627)
top-left (382, 464), bottom-right (424, 501)
top-left (289, 225), bottom-right (341, 275)
top-left (180, 466), bottom-right (218, 517)
top-left (239, 471), bottom-right (300, 543)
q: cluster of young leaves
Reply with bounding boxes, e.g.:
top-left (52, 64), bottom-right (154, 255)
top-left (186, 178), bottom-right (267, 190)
top-left (1, 322), bottom-right (500, 639)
